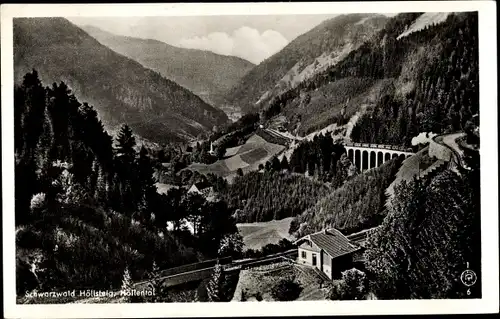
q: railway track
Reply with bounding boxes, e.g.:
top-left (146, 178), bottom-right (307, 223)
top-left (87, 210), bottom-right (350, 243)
top-left (135, 249), bottom-right (298, 289)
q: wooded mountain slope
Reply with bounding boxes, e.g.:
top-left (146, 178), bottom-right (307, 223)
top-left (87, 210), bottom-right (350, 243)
top-left (221, 170), bottom-right (331, 223)
top-left (263, 12), bottom-right (478, 144)
top-left (224, 14), bottom-right (388, 113)
top-left (290, 158), bottom-right (402, 237)
top-left (14, 18), bottom-right (229, 143)
top-left (80, 25), bottom-right (255, 107)
top-left (365, 162), bottom-right (481, 299)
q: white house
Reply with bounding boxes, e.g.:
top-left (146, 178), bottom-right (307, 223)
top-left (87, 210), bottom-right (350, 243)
top-left (295, 228), bottom-right (361, 280)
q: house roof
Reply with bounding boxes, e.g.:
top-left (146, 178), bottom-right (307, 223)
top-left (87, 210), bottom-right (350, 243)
top-left (296, 228), bottom-right (360, 259)
top-left (192, 181), bottom-right (211, 190)
top-left (346, 226), bottom-right (381, 246)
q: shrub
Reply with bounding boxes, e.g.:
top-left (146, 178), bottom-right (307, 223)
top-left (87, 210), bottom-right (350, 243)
top-left (270, 277), bottom-right (303, 301)
top-left (30, 193), bottom-right (46, 212)
top-left (328, 268), bottom-right (368, 300)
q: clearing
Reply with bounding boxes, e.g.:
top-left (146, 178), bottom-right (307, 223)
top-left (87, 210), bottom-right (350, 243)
top-left (187, 134), bottom-right (285, 181)
top-left (155, 183), bottom-right (180, 195)
top-left (237, 217), bottom-right (295, 250)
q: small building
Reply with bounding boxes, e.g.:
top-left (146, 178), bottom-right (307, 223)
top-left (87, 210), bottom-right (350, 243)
top-left (188, 181), bottom-right (212, 195)
top-left (187, 181), bottom-right (216, 201)
top-left (295, 228), bottom-right (361, 279)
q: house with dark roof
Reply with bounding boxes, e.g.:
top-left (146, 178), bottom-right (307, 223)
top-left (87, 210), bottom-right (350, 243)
top-left (295, 228), bottom-right (362, 279)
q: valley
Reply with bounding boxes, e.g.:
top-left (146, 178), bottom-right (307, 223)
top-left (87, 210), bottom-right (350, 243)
top-left (13, 11), bottom-right (481, 305)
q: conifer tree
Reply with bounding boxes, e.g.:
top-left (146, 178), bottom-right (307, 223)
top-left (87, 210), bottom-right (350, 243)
top-left (271, 156), bottom-right (281, 172)
top-left (206, 262), bottom-right (225, 302)
top-left (120, 266), bottom-right (133, 302)
top-left (280, 156), bottom-right (290, 171)
top-left (116, 124), bottom-right (136, 162)
top-left (136, 146), bottom-right (157, 222)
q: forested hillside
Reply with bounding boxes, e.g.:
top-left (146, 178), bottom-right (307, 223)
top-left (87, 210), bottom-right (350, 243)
top-left (365, 153), bottom-right (481, 298)
top-left (350, 12), bottom-right (478, 146)
top-left (225, 14), bottom-right (388, 113)
top-left (288, 134), bottom-right (358, 187)
top-left (80, 25), bottom-right (255, 106)
top-left (15, 71), bottom-right (241, 298)
top-left (14, 18), bottom-right (228, 143)
top-left (220, 170), bottom-right (331, 223)
top-left (262, 12), bottom-right (478, 144)
top-left (289, 158), bottom-right (402, 237)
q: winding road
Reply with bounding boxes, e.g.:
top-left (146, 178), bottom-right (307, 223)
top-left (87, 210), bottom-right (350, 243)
top-left (436, 132), bottom-right (467, 169)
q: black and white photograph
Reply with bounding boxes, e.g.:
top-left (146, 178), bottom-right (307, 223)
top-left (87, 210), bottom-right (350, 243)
top-left (1, 1), bottom-right (498, 317)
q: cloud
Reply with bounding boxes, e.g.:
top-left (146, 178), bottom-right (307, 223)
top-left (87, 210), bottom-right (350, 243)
top-left (177, 26), bottom-right (288, 64)
top-left (411, 132), bottom-right (437, 146)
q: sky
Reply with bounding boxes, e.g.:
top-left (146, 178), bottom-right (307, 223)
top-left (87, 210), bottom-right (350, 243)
top-left (68, 15), bottom-right (342, 64)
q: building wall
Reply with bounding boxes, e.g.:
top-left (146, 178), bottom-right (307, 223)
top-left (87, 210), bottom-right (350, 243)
top-left (321, 250), bottom-right (333, 279)
top-left (298, 241), bottom-right (320, 267)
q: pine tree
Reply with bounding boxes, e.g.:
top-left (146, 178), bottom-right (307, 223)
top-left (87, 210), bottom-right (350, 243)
top-left (271, 156), bottom-right (281, 172)
top-left (206, 262), bottom-right (225, 302)
top-left (116, 124), bottom-right (136, 162)
top-left (280, 156), bottom-right (290, 171)
top-left (136, 146), bottom-right (157, 221)
top-left (94, 166), bottom-right (108, 203)
top-left (236, 168), bottom-right (244, 177)
top-left (120, 266), bottom-right (133, 302)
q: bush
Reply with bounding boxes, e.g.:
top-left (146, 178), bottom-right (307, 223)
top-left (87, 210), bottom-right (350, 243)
top-left (328, 268), bottom-right (368, 300)
top-left (270, 277), bottom-right (303, 301)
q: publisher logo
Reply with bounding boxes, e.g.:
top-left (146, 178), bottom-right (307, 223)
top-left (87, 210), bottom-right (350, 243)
top-left (460, 269), bottom-right (477, 287)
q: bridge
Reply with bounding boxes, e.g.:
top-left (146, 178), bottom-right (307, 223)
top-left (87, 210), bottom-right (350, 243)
top-left (343, 142), bottom-right (415, 172)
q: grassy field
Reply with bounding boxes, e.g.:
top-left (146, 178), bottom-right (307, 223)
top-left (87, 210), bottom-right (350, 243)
top-left (155, 183), bottom-right (180, 195)
top-left (187, 134), bottom-right (285, 181)
top-left (237, 217), bottom-right (295, 250)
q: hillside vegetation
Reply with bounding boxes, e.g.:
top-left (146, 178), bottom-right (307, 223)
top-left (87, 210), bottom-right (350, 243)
top-left (225, 14), bottom-right (388, 113)
top-left (187, 134), bottom-right (285, 180)
top-left (80, 25), bottom-right (254, 106)
top-left (260, 13), bottom-right (478, 146)
top-left (365, 159), bottom-right (481, 298)
top-left (290, 158), bottom-right (402, 237)
top-left (350, 13), bottom-right (478, 146)
top-left (221, 170), bottom-right (331, 223)
top-left (14, 18), bottom-right (228, 143)
top-left (15, 70), bottom-right (241, 299)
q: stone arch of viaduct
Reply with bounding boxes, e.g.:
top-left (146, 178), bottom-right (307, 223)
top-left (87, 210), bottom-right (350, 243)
top-left (344, 143), bottom-right (414, 172)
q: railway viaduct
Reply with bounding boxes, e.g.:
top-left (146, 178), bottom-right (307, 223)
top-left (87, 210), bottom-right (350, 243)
top-left (343, 142), bottom-right (415, 172)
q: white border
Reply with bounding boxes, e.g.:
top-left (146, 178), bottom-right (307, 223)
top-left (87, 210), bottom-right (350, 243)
top-left (1, 2), bottom-right (498, 318)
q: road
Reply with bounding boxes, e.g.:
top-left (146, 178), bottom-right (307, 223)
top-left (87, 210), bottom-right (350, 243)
top-left (439, 132), bottom-right (467, 169)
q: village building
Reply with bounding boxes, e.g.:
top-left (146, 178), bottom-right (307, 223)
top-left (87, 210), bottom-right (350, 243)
top-left (187, 181), bottom-right (216, 202)
top-left (295, 228), bottom-right (363, 279)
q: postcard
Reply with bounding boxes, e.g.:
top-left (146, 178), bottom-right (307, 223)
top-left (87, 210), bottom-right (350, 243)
top-left (1, 1), bottom-right (498, 317)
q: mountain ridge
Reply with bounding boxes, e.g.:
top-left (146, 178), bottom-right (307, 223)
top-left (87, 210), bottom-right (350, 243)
top-left (78, 24), bottom-right (255, 107)
top-left (224, 13), bottom-right (389, 113)
top-left (14, 17), bottom-right (229, 143)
